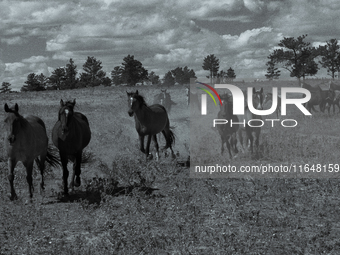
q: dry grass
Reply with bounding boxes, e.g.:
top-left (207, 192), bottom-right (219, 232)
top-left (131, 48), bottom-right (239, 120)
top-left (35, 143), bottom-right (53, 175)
top-left (1, 80), bottom-right (340, 254)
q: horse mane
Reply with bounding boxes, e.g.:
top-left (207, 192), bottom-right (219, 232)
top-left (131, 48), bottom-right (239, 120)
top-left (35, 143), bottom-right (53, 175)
top-left (134, 94), bottom-right (148, 108)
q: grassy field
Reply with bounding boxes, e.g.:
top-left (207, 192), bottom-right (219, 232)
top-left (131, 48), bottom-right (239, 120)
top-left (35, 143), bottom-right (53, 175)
top-left (1, 80), bottom-right (340, 254)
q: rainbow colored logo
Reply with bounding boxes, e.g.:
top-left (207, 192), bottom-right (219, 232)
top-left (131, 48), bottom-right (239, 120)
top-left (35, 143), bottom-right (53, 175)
top-left (196, 82), bottom-right (222, 106)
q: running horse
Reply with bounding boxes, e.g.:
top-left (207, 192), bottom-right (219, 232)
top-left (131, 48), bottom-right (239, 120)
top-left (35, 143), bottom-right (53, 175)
top-left (52, 99), bottom-right (91, 195)
top-left (236, 88), bottom-right (264, 156)
top-left (127, 90), bottom-right (175, 160)
top-left (3, 103), bottom-right (60, 200)
top-left (216, 93), bottom-right (239, 159)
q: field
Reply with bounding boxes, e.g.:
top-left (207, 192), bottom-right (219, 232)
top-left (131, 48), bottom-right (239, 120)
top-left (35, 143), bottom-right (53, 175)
top-left (1, 80), bottom-right (340, 254)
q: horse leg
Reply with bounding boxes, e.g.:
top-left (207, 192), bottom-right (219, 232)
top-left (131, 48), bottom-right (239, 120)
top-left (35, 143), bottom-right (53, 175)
top-left (220, 136), bottom-right (225, 155)
top-left (60, 153), bottom-right (69, 195)
top-left (161, 129), bottom-right (175, 158)
top-left (226, 138), bottom-right (233, 159)
top-left (139, 135), bottom-right (146, 154)
top-left (145, 135), bottom-right (152, 160)
top-left (37, 153), bottom-right (46, 193)
top-left (23, 160), bottom-right (34, 200)
top-left (152, 135), bottom-right (159, 160)
top-left (8, 158), bottom-right (18, 201)
top-left (74, 151), bottom-right (82, 187)
top-left (247, 129), bottom-right (254, 154)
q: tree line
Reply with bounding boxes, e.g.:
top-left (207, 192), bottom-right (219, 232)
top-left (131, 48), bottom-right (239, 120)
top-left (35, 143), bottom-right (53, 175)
top-left (3, 34), bottom-right (339, 93)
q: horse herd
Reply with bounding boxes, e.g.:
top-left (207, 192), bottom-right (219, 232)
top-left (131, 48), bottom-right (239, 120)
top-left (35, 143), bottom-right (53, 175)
top-left (4, 81), bottom-right (340, 201)
top-left (3, 90), bottom-right (177, 201)
top-left (188, 81), bottom-right (340, 162)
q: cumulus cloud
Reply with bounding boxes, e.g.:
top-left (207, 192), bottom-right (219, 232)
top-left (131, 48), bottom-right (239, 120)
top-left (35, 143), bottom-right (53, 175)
top-left (1, 0), bottom-right (340, 88)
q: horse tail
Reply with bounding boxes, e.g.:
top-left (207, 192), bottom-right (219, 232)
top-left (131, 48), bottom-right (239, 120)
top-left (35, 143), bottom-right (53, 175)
top-left (169, 126), bottom-right (176, 146)
top-left (46, 145), bottom-right (61, 167)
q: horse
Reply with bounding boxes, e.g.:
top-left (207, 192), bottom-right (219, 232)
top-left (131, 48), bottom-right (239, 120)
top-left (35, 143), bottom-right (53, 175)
top-left (263, 92), bottom-right (281, 118)
top-left (185, 87), bottom-right (200, 111)
top-left (236, 88), bottom-right (264, 155)
top-left (153, 89), bottom-right (176, 114)
top-left (302, 82), bottom-right (325, 113)
top-left (3, 103), bottom-right (60, 200)
top-left (127, 90), bottom-right (175, 160)
top-left (52, 99), bottom-right (91, 195)
top-left (329, 81), bottom-right (340, 91)
top-left (331, 93), bottom-right (340, 113)
top-left (216, 93), bottom-right (239, 159)
top-left (321, 89), bottom-right (336, 114)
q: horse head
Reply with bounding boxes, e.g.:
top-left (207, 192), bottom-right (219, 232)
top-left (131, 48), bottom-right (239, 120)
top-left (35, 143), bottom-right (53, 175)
top-left (252, 88), bottom-right (264, 110)
top-left (127, 90), bottom-right (144, 117)
top-left (59, 99), bottom-right (76, 134)
top-left (4, 103), bottom-right (22, 144)
top-left (263, 92), bottom-right (272, 106)
top-left (219, 93), bottom-right (233, 116)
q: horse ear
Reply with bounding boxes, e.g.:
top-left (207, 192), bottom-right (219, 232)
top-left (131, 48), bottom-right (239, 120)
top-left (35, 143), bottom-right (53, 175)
top-left (15, 103), bottom-right (19, 112)
top-left (260, 88), bottom-right (263, 93)
top-left (73, 99), bottom-right (76, 106)
top-left (253, 87), bottom-right (256, 93)
top-left (60, 99), bottom-right (64, 107)
top-left (136, 90), bottom-right (139, 95)
top-left (4, 103), bottom-right (9, 112)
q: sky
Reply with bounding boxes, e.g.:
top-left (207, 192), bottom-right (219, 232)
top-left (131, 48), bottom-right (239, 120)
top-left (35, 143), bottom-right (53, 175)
top-left (1, 0), bottom-right (340, 90)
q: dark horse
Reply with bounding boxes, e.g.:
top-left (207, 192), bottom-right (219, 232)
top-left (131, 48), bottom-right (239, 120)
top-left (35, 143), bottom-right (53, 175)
top-left (236, 88), bottom-right (264, 155)
top-left (127, 90), bottom-right (175, 160)
top-left (216, 93), bottom-right (239, 159)
top-left (4, 103), bottom-right (60, 200)
top-left (52, 99), bottom-right (91, 195)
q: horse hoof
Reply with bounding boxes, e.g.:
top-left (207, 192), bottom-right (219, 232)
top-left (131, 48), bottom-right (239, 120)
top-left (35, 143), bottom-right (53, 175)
top-left (9, 194), bottom-right (18, 201)
top-left (74, 176), bottom-right (81, 187)
top-left (147, 154), bottom-right (153, 160)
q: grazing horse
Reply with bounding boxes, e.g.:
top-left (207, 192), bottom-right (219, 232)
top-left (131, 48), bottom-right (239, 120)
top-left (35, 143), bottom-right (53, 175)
top-left (3, 103), bottom-right (60, 200)
top-left (263, 92), bottom-right (281, 118)
top-left (321, 89), bottom-right (336, 114)
top-left (236, 88), bottom-right (264, 155)
top-left (127, 90), bottom-right (175, 160)
top-left (52, 99), bottom-right (91, 195)
top-left (216, 93), bottom-right (239, 159)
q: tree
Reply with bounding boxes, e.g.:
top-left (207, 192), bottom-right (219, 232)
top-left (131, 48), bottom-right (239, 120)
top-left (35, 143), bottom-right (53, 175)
top-left (48, 67), bottom-right (66, 90)
top-left (226, 67), bottom-right (236, 82)
top-left (0, 82), bottom-right (11, 93)
top-left (21, 73), bottom-right (46, 92)
top-left (148, 71), bottom-right (160, 85)
top-left (120, 55), bottom-right (148, 86)
top-left (163, 71), bottom-right (175, 86)
top-left (269, 34), bottom-right (318, 86)
top-left (171, 66), bottom-right (196, 85)
top-left (265, 58), bottom-right (281, 80)
top-left (65, 58), bottom-right (78, 89)
top-left (80, 56), bottom-right (106, 87)
top-left (202, 54), bottom-right (219, 84)
top-left (111, 66), bottom-right (123, 86)
top-left (319, 39), bottom-right (340, 80)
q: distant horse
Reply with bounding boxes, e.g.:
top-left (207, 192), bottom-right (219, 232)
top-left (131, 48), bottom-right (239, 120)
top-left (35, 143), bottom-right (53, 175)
top-left (236, 88), bottom-right (264, 155)
top-left (321, 89), bottom-right (336, 114)
top-left (331, 93), bottom-right (340, 113)
top-left (185, 87), bottom-right (200, 111)
top-left (3, 103), bottom-right (60, 200)
top-left (263, 92), bottom-right (281, 118)
top-left (216, 93), bottom-right (239, 159)
top-left (127, 90), bottom-right (175, 160)
top-left (52, 99), bottom-right (91, 195)
top-left (329, 81), bottom-right (340, 91)
top-left (153, 89), bottom-right (176, 114)
top-left (302, 83), bottom-right (324, 113)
